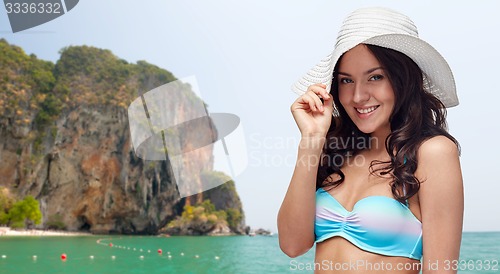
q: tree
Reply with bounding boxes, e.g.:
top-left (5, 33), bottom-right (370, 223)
top-left (7, 196), bottom-right (42, 229)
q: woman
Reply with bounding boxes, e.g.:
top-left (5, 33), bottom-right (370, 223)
top-left (278, 7), bottom-right (463, 273)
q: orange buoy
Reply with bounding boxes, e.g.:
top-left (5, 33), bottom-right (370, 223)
top-left (109, 243), bottom-right (113, 247)
top-left (60, 253), bottom-right (67, 260)
top-left (157, 249), bottom-right (163, 254)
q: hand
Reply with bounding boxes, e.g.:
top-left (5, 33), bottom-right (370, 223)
top-left (290, 83), bottom-right (334, 138)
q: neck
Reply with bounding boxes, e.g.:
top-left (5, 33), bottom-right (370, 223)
top-left (368, 127), bottom-right (391, 155)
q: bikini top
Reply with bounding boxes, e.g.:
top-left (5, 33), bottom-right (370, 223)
top-left (315, 188), bottom-right (423, 260)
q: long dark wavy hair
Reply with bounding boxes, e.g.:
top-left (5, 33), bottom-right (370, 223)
top-left (317, 44), bottom-right (459, 203)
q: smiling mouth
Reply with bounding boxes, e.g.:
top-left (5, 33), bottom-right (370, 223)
top-left (355, 106), bottom-right (379, 114)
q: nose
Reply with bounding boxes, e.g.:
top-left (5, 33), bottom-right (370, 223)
top-left (352, 82), bottom-right (370, 104)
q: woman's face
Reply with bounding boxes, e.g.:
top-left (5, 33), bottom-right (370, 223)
top-left (337, 44), bottom-right (395, 135)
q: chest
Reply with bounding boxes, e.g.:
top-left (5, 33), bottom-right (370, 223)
top-left (323, 158), bottom-right (422, 222)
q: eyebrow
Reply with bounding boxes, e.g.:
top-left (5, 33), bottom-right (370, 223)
top-left (337, 66), bottom-right (384, 77)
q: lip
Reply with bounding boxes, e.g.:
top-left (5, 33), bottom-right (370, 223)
top-left (354, 105), bottom-right (379, 119)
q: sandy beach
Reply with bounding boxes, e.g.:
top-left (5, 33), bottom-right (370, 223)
top-left (0, 227), bottom-right (91, 236)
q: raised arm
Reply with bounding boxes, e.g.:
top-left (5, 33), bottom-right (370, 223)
top-left (278, 84), bottom-right (333, 257)
top-left (416, 136), bottom-right (464, 273)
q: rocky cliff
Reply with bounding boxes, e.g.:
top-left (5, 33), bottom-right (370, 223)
top-left (0, 39), bottom-right (245, 234)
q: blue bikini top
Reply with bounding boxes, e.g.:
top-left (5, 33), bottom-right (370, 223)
top-left (315, 188), bottom-right (423, 260)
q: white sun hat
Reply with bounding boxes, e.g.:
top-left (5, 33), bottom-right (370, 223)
top-left (291, 7), bottom-right (459, 110)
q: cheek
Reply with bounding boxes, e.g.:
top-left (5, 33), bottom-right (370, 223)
top-left (385, 90), bottom-right (396, 109)
top-left (338, 89), bottom-right (351, 108)
top-left (378, 85), bottom-right (395, 108)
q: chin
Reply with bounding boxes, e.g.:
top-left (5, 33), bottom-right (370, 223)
top-left (355, 126), bottom-right (375, 134)
top-left (352, 120), bottom-right (386, 134)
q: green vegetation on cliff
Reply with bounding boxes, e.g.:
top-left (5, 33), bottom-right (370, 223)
top-left (166, 198), bottom-right (243, 235)
top-left (0, 187), bottom-right (42, 228)
top-left (201, 171), bottom-right (244, 232)
top-left (164, 171), bottom-right (245, 235)
top-left (168, 200), bottom-right (227, 228)
top-left (0, 38), bottom-right (182, 132)
top-left (0, 38), bottom-right (56, 130)
top-left (54, 46), bottom-right (175, 108)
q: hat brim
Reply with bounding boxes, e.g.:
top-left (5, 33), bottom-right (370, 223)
top-left (291, 33), bottom-right (458, 109)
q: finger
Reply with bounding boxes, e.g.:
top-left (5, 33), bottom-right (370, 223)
top-left (322, 99), bottom-right (335, 115)
top-left (296, 93), bottom-right (316, 112)
top-left (304, 92), bottom-right (324, 112)
top-left (306, 89), bottom-right (326, 112)
top-left (310, 87), bottom-right (331, 105)
top-left (295, 93), bottom-right (314, 112)
top-left (292, 94), bottom-right (312, 111)
top-left (308, 84), bottom-right (330, 101)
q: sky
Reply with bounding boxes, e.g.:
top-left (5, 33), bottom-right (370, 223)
top-left (1, 0), bottom-right (499, 233)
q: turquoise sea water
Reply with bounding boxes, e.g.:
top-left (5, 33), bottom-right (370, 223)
top-left (0, 232), bottom-right (498, 274)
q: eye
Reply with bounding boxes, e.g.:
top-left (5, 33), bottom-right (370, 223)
top-left (339, 78), bottom-right (353, 84)
top-left (369, 74), bottom-right (384, 81)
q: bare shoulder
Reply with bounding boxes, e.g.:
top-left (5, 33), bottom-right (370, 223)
top-left (416, 135), bottom-right (461, 186)
top-left (418, 135), bottom-right (459, 160)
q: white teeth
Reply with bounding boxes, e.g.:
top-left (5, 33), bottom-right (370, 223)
top-left (356, 106), bottom-right (378, 114)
